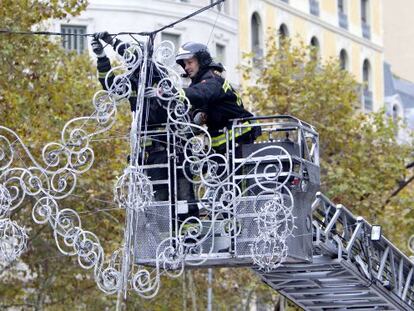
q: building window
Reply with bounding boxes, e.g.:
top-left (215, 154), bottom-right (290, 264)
top-left (362, 59), bottom-right (371, 90)
top-left (278, 23), bottom-right (289, 45)
top-left (362, 59), bottom-right (373, 111)
top-left (251, 12), bottom-right (263, 59)
top-left (215, 43), bottom-right (226, 64)
top-left (161, 32), bottom-right (181, 52)
top-left (361, 0), bottom-right (371, 39)
top-left (338, 0), bottom-right (345, 12)
top-left (61, 25), bottom-right (86, 54)
top-left (310, 36), bottom-right (320, 60)
top-left (392, 104), bottom-right (399, 135)
top-left (309, 0), bottom-right (320, 16)
top-left (339, 49), bottom-right (348, 70)
top-left (392, 105), bottom-right (398, 121)
top-left (338, 0), bottom-right (348, 29)
top-left (361, 0), bottom-right (369, 23)
top-left (392, 105), bottom-right (399, 122)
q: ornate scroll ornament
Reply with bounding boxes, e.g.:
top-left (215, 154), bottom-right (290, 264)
top-left (0, 38), bottom-right (154, 296)
top-left (114, 167), bottom-right (154, 211)
top-left (0, 183), bottom-right (12, 218)
top-left (251, 187), bottom-right (295, 271)
top-left (0, 36), bottom-right (123, 281)
top-left (0, 37), bottom-right (297, 299)
top-left (239, 145), bottom-right (296, 271)
top-left (126, 40), bottom-right (299, 293)
top-left (0, 218), bottom-right (27, 263)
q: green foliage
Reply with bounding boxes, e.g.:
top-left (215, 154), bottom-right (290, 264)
top-left (240, 31), bottom-right (414, 243)
top-left (0, 1), bottom-right (128, 309)
top-left (0, 0), bottom-right (88, 28)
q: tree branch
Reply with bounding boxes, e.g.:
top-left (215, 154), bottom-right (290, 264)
top-left (384, 174), bottom-right (414, 205)
top-left (0, 303), bottom-right (36, 308)
top-left (243, 285), bottom-right (258, 311)
top-left (187, 271), bottom-right (197, 311)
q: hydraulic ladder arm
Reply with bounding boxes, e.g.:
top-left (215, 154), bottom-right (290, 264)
top-left (255, 192), bottom-right (414, 310)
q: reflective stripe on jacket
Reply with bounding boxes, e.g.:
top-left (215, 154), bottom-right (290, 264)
top-left (183, 66), bottom-right (254, 140)
top-left (211, 121), bottom-right (252, 148)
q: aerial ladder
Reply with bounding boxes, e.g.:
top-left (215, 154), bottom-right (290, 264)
top-left (134, 115), bottom-right (414, 310)
top-left (256, 191), bottom-right (414, 310)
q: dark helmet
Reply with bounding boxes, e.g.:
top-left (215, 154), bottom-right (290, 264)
top-left (176, 42), bottom-right (213, 69)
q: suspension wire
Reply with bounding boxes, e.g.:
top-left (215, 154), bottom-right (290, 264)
top-left (0, 0), bottom-right (226, 38)
top-left (89, 135), bottom-right (129, 142)
top-left (206, 2), bottom-right (222, 47)
top-left (0, 29), bottom-right (94, 36)
top-left (148, 0), bottom-right (225, 36)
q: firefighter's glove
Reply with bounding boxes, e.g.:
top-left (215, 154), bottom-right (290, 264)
top-left (193, 112), bottom-right (208, 126)
top-left (95, 31), bottom-right (115, 45)
top-left (91, 38), bottom-right (106, 58)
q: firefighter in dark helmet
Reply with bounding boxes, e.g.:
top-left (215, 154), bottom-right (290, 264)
top-left (91, 32), bottom-right (198, 222)
top-left (175, 42), bottom-right (259, 154)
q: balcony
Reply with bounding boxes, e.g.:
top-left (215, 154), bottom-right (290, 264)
top-left (338, 12), bottom-right (348, 29)
top-left (309, 0), bottom-right (320, 16)
top-left (363, 89), bottom-right (373, 111)
top-left (362, 22), bottom-right (371, 39)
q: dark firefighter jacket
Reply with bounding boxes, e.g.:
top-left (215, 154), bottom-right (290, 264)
top-left (96, 41), bottom-right (168, 149)
top-left (182, 64), bottom-right (255, 149)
